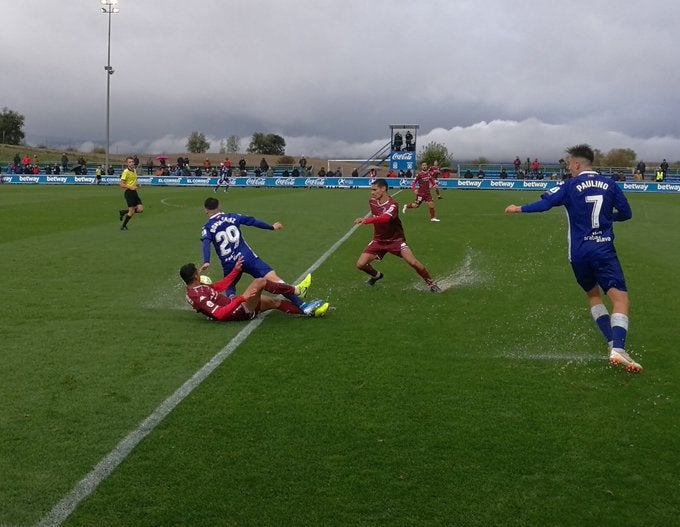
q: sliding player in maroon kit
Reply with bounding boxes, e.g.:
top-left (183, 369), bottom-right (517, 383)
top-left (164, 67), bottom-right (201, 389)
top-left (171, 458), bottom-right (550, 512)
top-left (402, 162), bottom-right (440, 222)
top-left (180, 256), bottom-right (329, 321)
top-left (354, 178), bottom-right (441, 293)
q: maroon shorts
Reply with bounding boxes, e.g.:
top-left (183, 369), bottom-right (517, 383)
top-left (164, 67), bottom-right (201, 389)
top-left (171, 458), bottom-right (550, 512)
top-left (415, 193), bottom-right (433, 205)
top-left (215, 296), bottom-right (259, 321)
top-left (363, 239), bottom-right (408, 260)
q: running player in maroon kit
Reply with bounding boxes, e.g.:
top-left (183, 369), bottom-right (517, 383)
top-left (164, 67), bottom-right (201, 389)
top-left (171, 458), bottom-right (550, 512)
top-left (429, 160), bottom-right (443, 199)
top-left (354, 178), bottom-right (441, 293)
top-left (402, 162), bottom-right (440, 222)
top-left (180, 257), bottom-right (329, 321)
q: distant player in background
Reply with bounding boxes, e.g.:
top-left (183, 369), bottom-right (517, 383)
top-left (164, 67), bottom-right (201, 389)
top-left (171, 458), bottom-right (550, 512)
top-left (118, 156), bottom-right (143, 230)
top-left (429, 160), bottom-right (443, 199)
top-left (181, 256), bottom-right (328, 320)
top-left (213, 162), bottom-right (231, 193)
top-left (199, 197), bottom-right (325, 315)
top-left (402, 162), bottom-right (440, 222)
top-left (505, 143), bottom-right (640, 372)
top-left (354, 178), bottom-right (441, 293)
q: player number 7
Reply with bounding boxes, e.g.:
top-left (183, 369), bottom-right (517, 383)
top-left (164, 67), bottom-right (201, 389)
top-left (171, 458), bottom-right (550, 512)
top-left (585, 195), bottom-right (603, 229)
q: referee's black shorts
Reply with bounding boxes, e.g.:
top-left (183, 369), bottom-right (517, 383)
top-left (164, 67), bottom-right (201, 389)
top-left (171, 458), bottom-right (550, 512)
top-left (124, 189), bottom-right (142, 208)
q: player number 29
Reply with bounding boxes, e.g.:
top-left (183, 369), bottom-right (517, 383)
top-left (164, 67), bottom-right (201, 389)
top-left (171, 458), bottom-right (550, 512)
top-left (215, 226), bottom-right (240, 257)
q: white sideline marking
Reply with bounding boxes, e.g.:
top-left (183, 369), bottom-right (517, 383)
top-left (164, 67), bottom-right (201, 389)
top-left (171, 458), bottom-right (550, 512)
top-left (35, 220), bottom-right (364, 527)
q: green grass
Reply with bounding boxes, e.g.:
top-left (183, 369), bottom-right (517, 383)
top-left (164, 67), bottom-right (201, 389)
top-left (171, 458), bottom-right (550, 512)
top-left (1, 186), bottom-right (679, 526)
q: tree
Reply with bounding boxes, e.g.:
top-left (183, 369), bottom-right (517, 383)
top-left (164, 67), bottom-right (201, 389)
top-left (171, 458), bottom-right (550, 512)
top-left (247, 133), bottom-right (286, 155)
top-left (225, 135), bottom-right (240, 154)
top-left (417, 141), bottom-right (454, 168)
top-left (186, 131), bottom-right (210, 153)
top-left (603, 148), bottom-right (636, 167)
top-left (592, 148), bottom-right (605, 166)
top-left (219, 135), bottom-right (240, 154)
top-left (0, 107), bottom-right (25, 145)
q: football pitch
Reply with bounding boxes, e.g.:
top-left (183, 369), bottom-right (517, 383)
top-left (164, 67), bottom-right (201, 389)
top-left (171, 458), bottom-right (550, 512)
top-left (1, 184), bottom-right (679, 526)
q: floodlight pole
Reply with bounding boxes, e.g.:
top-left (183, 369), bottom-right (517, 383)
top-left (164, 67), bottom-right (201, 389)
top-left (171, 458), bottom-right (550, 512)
top-left (101, 0), bottom-right (119, 173)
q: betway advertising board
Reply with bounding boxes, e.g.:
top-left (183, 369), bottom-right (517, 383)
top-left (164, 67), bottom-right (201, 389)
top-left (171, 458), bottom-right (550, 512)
top-left (2, 174), bottom-right (679, 193)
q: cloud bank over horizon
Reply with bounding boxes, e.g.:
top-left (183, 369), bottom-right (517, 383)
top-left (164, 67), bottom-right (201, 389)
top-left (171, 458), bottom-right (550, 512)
top-left (66, 119), bottom-right (680, 164)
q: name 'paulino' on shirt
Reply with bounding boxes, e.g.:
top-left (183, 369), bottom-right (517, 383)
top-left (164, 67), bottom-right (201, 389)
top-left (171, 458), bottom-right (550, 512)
top-left (576, 179), bottom-right (609, 193)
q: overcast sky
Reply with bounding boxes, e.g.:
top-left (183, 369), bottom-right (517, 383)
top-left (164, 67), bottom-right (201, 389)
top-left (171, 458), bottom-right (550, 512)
top-left (3, 0), bottom-right (679, 162)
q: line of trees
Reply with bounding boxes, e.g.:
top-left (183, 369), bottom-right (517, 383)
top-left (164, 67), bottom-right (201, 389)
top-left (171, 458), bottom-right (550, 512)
top-left (187, 131), bottom-right (286, 155)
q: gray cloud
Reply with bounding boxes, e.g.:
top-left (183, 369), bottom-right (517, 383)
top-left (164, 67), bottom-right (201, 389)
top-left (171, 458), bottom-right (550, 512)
top-left (4, 0), bottom-right (680, 161)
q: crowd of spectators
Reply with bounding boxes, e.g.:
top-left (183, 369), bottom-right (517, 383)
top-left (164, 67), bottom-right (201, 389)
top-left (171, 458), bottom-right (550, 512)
top-left (3, 152), bottom-right (676, 183)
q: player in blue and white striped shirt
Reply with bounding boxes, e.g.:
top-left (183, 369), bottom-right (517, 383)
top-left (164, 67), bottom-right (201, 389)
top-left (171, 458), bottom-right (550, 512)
top-left (505, 144), bottom-right (641, 372)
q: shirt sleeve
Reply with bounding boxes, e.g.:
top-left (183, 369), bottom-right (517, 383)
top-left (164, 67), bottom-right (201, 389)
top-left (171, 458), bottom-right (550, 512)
top-left (363, 213), bottom-right (391, 224)
top-left (238, 215), bottom-right (274, 230)
top-left (520, 198), bottom-right (554, 213)
top-left (612, 186), bottom-right (632, 222)
top-left (212, 296), bottom-right (246, 320)
top-left (212, 265), bottom-right (242, 293)
top-left (521, 183), bottom-right (566, 213)
top-left (201, 238), bottom-right (212, 263)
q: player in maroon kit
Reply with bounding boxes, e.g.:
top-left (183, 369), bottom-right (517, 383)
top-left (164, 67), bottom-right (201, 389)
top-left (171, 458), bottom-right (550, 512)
top-left (429, 160), bottom-right (443, 199)
top-left (180, 257), bottom-right (329, 321)
top-left (354, 178), bottom-right (441, 293)
top-left (402, 162), bottom-right (440, 222)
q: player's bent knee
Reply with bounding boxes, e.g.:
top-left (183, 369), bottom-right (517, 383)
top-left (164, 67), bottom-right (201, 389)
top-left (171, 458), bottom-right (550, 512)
top-left (252, 277), bottom-right (267, 288)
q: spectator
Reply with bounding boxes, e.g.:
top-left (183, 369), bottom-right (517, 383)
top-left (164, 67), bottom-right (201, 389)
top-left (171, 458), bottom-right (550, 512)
top-left (513, 156), bottom-right (521, 175)
top-left (259, 157), bottom-right (269, 174)
top-left (387, 168), bottom-right (397, 178)
top-left (464, 169), bottom-right (473, 178)
top-left (500, 168), bottom-right (508, 179)
top-left (22, 154), bottom-right (31, 169)
top-left (525, 157), bottom-right (531, 176)
top-left (633, 170), bottom-right (643, 182)
top-left (203, 158), bottom-right (212, 171)
top-left (531, 158), bottom-right (540, 178)
top-left (559, 158), bottom-right (567, 178)
top-left (636, 160), bottom-right (646, 180)
top-left (133, 155), bottom-right (140, 172)
top-left (61, 153), bottom-right (69, 172)
top-left (393, 132), bottom-right (403, 151)
top-left (291, 166), bottom-right (300, 178)
top-left (146, 158), bottom-right (154, 175)
top-left (13, 153), bottom-right (21, 167)
top-left (655, 167), bottom-right (664, 182)
top-left (351, 167), bottom-right (359, 178)
top-left (404, 130), bottom-right (414, 151)
top-left (317, 167), bottom-right (326, 178)
top-left (299, 156), bottom-right (307, 169)
top-left (477, 169), bottom-right (485, 179)
top-left (660, 158), bottom-right (669, 179)
top-left (238, 157), bottom-right (247, 175)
